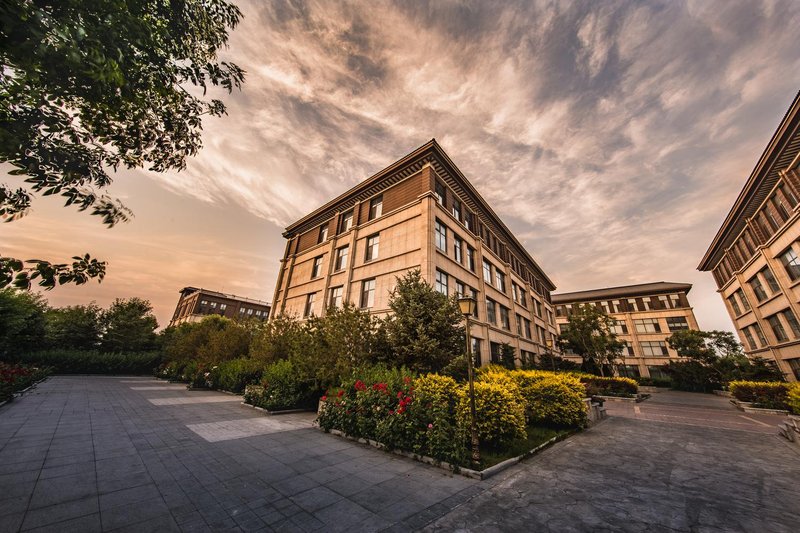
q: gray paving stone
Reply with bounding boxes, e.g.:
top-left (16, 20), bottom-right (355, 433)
top-left (100, 496), bottom-right (171, 531)
top-left (23, 512), bottom-right (102, 533)
top-left (20, 495), bottom-right (99, 530)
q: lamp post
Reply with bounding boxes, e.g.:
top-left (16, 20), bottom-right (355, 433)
top-left (545, 337), bottom-right (556, 371)
top-left (457, 296), bottom-right (480, 468)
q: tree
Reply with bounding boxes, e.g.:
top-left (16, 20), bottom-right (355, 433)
top-left (382, 269), bottom-right (465, 373)
top-left (100, 297), bottom-right (158, 352)
top-left (557, 304), bottom-right (624, 376)
top-left (45, 303), bottom-right (102, 350)
top-left (1, 0), bottom-right (244, 290)
top-left (249, 314), bottom-right (303, 364)
top-left (0, 288), bottom-right (48, 357)
top-left (500, 343), bottom-right (516, 370)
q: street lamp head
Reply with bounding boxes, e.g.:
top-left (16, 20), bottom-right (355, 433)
top-left (457, 296), bottom-right (476, 317)
top-left (545, 338), bottom-right (553, 349)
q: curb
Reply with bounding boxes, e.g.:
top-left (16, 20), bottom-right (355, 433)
top-left (240, 402), bottom-right (311, 415)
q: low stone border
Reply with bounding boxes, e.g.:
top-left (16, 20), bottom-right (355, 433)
top-left (742, 406), bottom-right (789, 416)
top-left (240, 402), bottom-right (311, 416)
top-left (321, 427), bottom-right (579, 480)
top-left (1, 376), bottom-right (50, 408)
top-left (638, 386), bottom-right (668, 394)
top-left (594, 394), bottom-right (647, 403)
top-left (713, 390), bottom-right (733, 397)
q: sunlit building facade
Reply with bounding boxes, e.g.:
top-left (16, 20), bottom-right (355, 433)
top-left (169, 287), bottom-right (271, 327)
top-left (271, 140), bottom-right (559, 366)
top-left (699, 92), bottom-right (800, 381)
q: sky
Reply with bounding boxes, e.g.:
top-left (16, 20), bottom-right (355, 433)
top-left (3, 0), bottom-right (800, 331)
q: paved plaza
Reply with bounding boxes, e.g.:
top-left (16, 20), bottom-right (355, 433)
top-left (1, 377), bottom-right (799, 532)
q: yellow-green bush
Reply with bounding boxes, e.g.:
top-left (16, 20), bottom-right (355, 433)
top-left (788, 384), bottom-right (800, 415)
top-left (413, 373), bottom-right (460, 404)
top-left (525, 376), bottom-right (587, 428)
top-left (476, 365), bottom-right (525, 405)
top-left (729, 380), bottom-right (789, 410)
top-left (579, 375), bottom-right (638, 397)
top-left (456, 381), bottom-right (526, 448)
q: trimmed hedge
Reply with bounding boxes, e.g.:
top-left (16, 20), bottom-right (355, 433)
top-left (456, 380), bottom-right (526, 449)
top-left (245, 360), bottom-right (316, 410)
top-left (729, 380), bottom-right (789, 410)
top-left (13, 350), bottom-right (161, 375)
top-left (578, 375), bottom-right (638, 397)
top-left (788, 384), bottom-right (800, 415)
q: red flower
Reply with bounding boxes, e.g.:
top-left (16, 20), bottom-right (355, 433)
top-left (321, 396), bottom-right (327, 401)
top-left (354, 380), bottom-right (366, 391)
top-left (403, 376), bottom-right (411, 384)
top-left (397, 391), bottom-right (403, 399)
top-left (337, 390), bottom-right (344, 398)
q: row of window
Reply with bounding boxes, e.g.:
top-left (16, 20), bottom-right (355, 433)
top-left (725, 246), bottom-right (800, 318)
top-left (310, 233), bottom-right (381, 280)
top-left (556, 294), bottom-right (685, 317)
top-left (197, 299), bottom-right (268, 318)
top-left (739, 308), bottom-right (800, 351)
top-left (315, 195), bottom-right (385, 245)
top-left (303, 279), bottom-right (377, 317)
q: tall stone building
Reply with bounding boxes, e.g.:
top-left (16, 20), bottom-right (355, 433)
top-left (553, 282), bottom-right (700, 378)
top-left (271, 140), bottom-right (559, 367)
top-left (169, 287), bottom-right (271, 328)
top-left (699, 92), bottom-right (800, 381)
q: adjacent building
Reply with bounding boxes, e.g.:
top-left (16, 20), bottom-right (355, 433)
top-left (169, 287), bottom-right (271, 328)
top-left (699, 92), bottom-right (800, 381)
top-left (553, 282), bottom-right (700, 378)
top-left (271, 139), bottom-right (559, 367)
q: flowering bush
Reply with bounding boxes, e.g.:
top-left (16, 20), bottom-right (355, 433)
top-left (729, 380), bottom-right (789, 409)
top-left (0, 362), bottom-right (51, 401)
top-left (456, 381), bottom-right (526, 449)
top-left (524, 376), bottom-right (587, 428)
top-left (788, 384), bottom-right (800, 415)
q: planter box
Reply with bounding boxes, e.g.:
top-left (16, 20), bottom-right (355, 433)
top-left (741, 406), bottom-right (789, 416)
top-left (240, 401), bottom-right (310, 416)
top-left (593, 394), bottom-right (643, 403)
top-left (638, 386), bottom-right (667, 394)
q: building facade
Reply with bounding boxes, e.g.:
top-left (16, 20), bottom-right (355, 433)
top-left (271, 140), bottom-right (560, 367)
top-left (699, 92), bottom-right (800, 382)
top-left (553, 282), bottom-right (699, 378)
top-left (169, 287), bottom-right (271, 328)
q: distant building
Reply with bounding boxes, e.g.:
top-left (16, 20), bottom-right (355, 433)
top-left (699, 92), bottom-right (800, 381)
top-left (553, 282), bottom-right (699, 378)
top-left (169, 287), bottom-right (271, 328)
top-left (271, 139), bottom-right (560, 367)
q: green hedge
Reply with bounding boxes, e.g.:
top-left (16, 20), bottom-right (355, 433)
top-left (729, 380), bottom-right (789, 410)
top-left (11, 350), bottom-right (161, 375)
top-left (244, 360), bottom-right (317, 410)
top-left (578, 375), bottom-right (638, 397)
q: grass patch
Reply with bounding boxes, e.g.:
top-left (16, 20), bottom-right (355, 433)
top-left (477, 425), bottom-right (571, 469)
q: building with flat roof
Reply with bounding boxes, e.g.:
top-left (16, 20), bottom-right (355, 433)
top-left (271, 140), bottom-right (559, 367)
top-left (553, 282), bottom-right (699, 378)
top-left (699, 92), bottom-right (800, 381)
top-left (169, 287), bottom-right (271, 328)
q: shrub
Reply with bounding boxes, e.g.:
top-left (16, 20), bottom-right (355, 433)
top-left (456, 381), bottom-right (526, 449)
top-left (579, 376), bottom-right (638, 397)
top-left (0, 362), bottom-right (51, 401)
top-left (253, 360), bottom-right (317, 411)
top-left (729, 380), bottom-right (789, 410)
top-left (12, 349), bottom-right (161, 375)
top-left (788, 384), bottom-right (800, 415)
top-left (636, 377), bottom-right (672, 388)
top-left (209, 358), bottom-right (263, 393)
top-left (525, 376), bottom-right (587, 428)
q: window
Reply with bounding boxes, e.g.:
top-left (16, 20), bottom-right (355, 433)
top-left (210, 301), bottom-right (217, 309)
top-left (626, 299), bottom-right (638, 312)
top-left (537, 325), bottom-right (546, 344)
top-left (239, 307), bottom-right (246, 315)
top-left (435, 181), bottom-right (445, 206)
top-left (622, 341), bottom-right (634, 356)
top-left (486, 299), bottom-right (497, 324)
top-left (453, 236), bottom-right (463, 264)
top-left (341, 210), bottom-right (353, 232)
top-left (782, 309), bottom-right (800, 338)
top-left (534, 299), bottom-right (542, 317)
top-left (512, 282), bottom-right (526, 307)
top-left (311, 256), bottom-right (323, 278)
top-left (728, 294), bottom-right (742, 316)
top-left (304, 293), bottom-right (316, 318)
top-left (780, 247), bottom-right (800, 281)
top-left (609, 319), bottom-right (628, 335)
top-left (490, 342), bottom-right (502, 364)
top-left (435, 270), bottom-right (448, 295)
top-left (634, 318), bottom-right (661, 333)
top-left (668, 294), bottom-right (681, 309)
top-left (335, 246), bottom-right (349, 271)
top-left (435, 220), bottom-right (447, 252)
top-left (471, 337), bottom-right (482, 367)
top-left (767, 314), bottom-right (788, 342)
top-left (742, 327), bottom-right (757, 350)
top-left (780, 184), bottom-right (798, 208)
top-left (470, 288), bottom-right (479, 318)
top-left (466, 246), bottom-right (475, 272)
top-left (368, 195), bottom-right (383, 220)
top-left (761, 267), bottom-right (780, 294)
top-left (360, 279), bottom-right (376, 308)
top-left (666, 316), bottom-right (689, 331)
top-left (247, 308), bottom-right (253, 315)
top-left (748, 275), bottom-right (768, 302)
top-left (495, 270), bottom-right (506, 293)
top-left (452, 198), bottom-right (462, 221)
top-left (365, 234), bottom-right (379, 262)
top-left (329, 286), bottom-right (343, 309)
top-left (455, 280), bottom-right (466, 298)
top-left (483, 259), bottom-right (492, 284)
top-left (464, 212), bottom-right (473, 232)
top-left (753, 323), bottom-right (768, 346)
top-left (611, 300), bottom-right (622, 313)
top-left (220, 303), bottom-right (227, 311)
top-left (524, 318), bottom-right (532, 339)
top-left (318, 224), bottom-right (328, 244)
top-left (640, 341), bottom-right (669, 356)
top-left (255, 310), bottom-right (261, 316)
top-left (735, 289), bottom-right (751, 311)
top-left (516, 313), bottom-right (523, 336)
top-left (546, 308), bottom-right (553, 325)
top-left (500, 306), bottom-right (510, 330)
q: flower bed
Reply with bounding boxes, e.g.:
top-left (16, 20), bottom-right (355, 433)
top-left (1, 362), bottom-right (51, 402)
top-left (729, 380), bottom-right (791, 411)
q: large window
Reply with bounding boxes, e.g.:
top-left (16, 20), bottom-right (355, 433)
top-left (486, 299), bottom-right (497, 324)
top-left (454, 236), bottom-right (463, 264)
top-left (534, 299), bottom-right (542, 317)
top-left (748, 275), bottom-right (768, 302)
top-left (471, 337), bottom-right (482, 367)
top-left (311, 256), bottom-right (323, 278)
top-left (512, 282), bottom-right (527, 307)
top-left (742, 327), bottom-right (757, 351)
top-left (666, 316), bottom-right (689, 332)
top-left (767, 314), bottom-right (788, 342)
top-left (368, 195), bottom-right (383, 220)
top-left (780, 247), bottom-right (800, 281)
top-left (329, 286), bottom-right (343, 309)
top-left (499, 306), bottom-right (510, 330)
top-left (735, 289), bottom-right (751, 311)
top-left (753, 323), bottom-right (768, 346)
top-left (782, 309), bottom-right (800, 338)
top-left (609, 319), bottom-right (628, 335)
top-left (435, 181), bottom-right (445, 206)
top-left (466, 246), bottom-right (476, 272)
top-left (634, 318), bottom-right (661, 333)
top-left (335, 246), bottom-right (349, 271)
top-left (435, 270), bottom-right (448, 295)
top-left (452, 198), bottom-right (462, 221)
top-left (761, 267), bottom-right (780, 294)
top-left (341, 210), bottom-right (353, 233)
top-left (318, 224), bottom-right (328, 244)
top-left (524, 318), bottom-right (532, 339)
top-left (365, 234), bottom-right (380, 262)
top-left (483, 259), bottom-right (492, 284)
top-left (470, 288), bottom-right (479, 318)
top-left (727, 294), bottom-right (742, 316)
top-left (435, 220), bottom-right (447, 252)
top-left (360, 279), bottom-right (376, 308)
top-left (303, 293), bottom-right (316, 318)
top-left (640, 341), bottom-right (668, 356)
top-left (495, 270), bottom-right (506, 293)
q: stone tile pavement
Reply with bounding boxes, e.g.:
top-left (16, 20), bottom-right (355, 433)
top-left (0, 376), bottom-right (480, 532)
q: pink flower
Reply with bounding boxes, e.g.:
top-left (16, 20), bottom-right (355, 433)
top-left (428, 423), bottom-right (433, 429)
